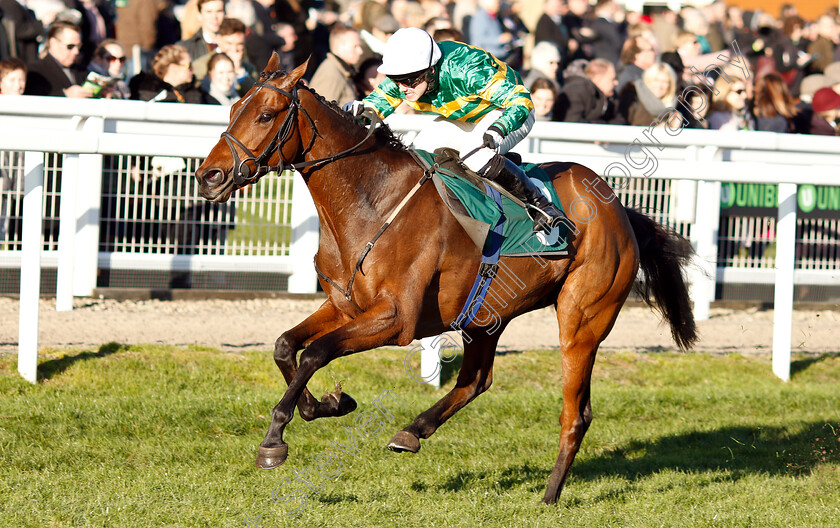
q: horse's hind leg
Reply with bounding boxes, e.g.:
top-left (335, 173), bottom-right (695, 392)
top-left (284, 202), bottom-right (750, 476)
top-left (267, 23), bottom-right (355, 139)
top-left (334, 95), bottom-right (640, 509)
top-left (274, 299), bottom-right (356, 422)
top-left (388, 327), bottom-right (502, 452)
top-left (543, 274), bottom-right (632, 503)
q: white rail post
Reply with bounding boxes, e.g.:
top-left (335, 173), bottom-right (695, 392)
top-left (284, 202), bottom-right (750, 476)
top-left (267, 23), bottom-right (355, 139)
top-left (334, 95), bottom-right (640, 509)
top-left (18, 151), bottom-right (44, 384)
top-left (56, 154), bottom-right (79, 311)
top-left (74, 117), bottom-right (104, 297)
top-left (688, 146), bottom-right (721, 321)
top-left (420, 336), bottom-right (441, 388)
top-left (287, 170), bottom-right (319, 293)
top-left (772, 183), bottom-right (797, 381)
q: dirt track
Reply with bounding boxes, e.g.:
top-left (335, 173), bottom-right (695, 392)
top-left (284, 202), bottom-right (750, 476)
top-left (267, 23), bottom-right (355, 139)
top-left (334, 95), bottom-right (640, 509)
top-left (0, 296), bottom-right (835, 357)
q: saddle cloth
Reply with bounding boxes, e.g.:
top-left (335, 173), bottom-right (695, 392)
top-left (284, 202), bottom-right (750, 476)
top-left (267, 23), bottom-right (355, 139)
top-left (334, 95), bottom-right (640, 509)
top-left (411, 149), bottom-right (571, 257)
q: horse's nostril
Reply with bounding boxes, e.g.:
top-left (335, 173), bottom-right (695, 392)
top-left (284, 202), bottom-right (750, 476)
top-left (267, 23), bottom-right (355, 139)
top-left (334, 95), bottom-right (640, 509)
top-left (204, 169), bottom-right (224, 184)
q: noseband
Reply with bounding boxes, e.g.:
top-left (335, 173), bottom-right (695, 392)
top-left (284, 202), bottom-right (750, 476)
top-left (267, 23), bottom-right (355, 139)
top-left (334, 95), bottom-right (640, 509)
top-left (220, 70), bottom-right (381, 188)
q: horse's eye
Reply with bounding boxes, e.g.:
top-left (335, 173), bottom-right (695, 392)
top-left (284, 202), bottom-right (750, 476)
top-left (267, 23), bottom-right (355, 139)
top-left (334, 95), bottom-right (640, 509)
top-left (258, 111), bottom-right (275, 123)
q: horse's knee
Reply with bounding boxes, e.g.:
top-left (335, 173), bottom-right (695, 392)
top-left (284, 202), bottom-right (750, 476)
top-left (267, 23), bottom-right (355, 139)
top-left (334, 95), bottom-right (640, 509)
top-left (274, 333), bottom-right (296, 365)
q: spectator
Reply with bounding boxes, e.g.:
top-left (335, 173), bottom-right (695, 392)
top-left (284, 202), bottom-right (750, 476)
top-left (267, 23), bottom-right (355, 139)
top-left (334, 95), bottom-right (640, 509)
top-left (74, 0), bottom-right (113, 65)
top-left (433, 27), bottom-right (463, 43)
top-left (650, 7), bottom-right (678, 53)
top-left (87, 39), bottom-right (130, 99)
top-left (701, 0), bottom-right (727, 53)
top-left (359, 14), bottom-right (399, 63)
top-left (529, 78), bottom-right (557, 121)
top-left (660, 50), bottom-right (686, 89)
top-left (577, 0), bottom-right (623, 66)
top-left (682, 89), bottom-right (710, 129)
top-left (247, 20), bottom-right (297, 73)
top-left (497, 0), bottom-right (528, 71)
top-left (563, 0), bottom-right (589, 61)
top-left (0, 57), bottom-right (26, 95)
top-left (534, 0), bottom-right (570, 63)
top-left (468, 0), bottom-right (515, 62)
top-left (425, 16), bottom-right (454, 38)
top-left (274, 23), bottom-right (299, 72)
top-left (799, 74), bottom-right (830, 105)
top-left (250, 0), bottom-right (278, 39)
top-left (806, 15), bottom-right (836, 74)
top-left (309, 24), bottom-right (363, 107)
top-left (522, 41), bottom-right (561, 93)
top-left (205, 52), bottom-right (239, 104)
top-left (354, 55), bottom-right (384, 98)
top-left (823, 62), bottom-right (840, 90)
top-left (680, 7), bottom-right (712, 53)
top-left (114, 0), bottom-right (158, 77)
top-left (616, 35), bottom-right (657, 94)
top-left (275, 0), bottom-right (320, 70)
top-left (179, 0), bottom-right (202, 41)
top-left (129, 44), bottom-right (216, 103)
top-left (555, 58), bottom-right (621, 123)
top-left (0, 0), bottom-right (45, 64)
top-left (753, 72), bottom-right (798, 132)
top-left (358, 0), bottom-right (389, 33)
top-left (771, 16), bottom-right (811, 95)
top-left (24, 21), bottom-right (93, 98)
top-left (193, 17), bottom-right (257, 96)
top-left (807, 87), bottom-right (840, 135)
top-left (618, 62), bottom-right (678, 127)
top-left (708, 76), bottom-right (754, 131)
top-left (177, 0), bottom-right (226, 61)
top-left (562, 57), bottom-right (589, 79)
top-left (0, 57), bottom-right (25, 246)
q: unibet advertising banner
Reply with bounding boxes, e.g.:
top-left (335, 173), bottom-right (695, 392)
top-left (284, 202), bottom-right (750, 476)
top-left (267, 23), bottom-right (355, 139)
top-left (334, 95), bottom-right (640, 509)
top-left (719, 183), bottom-right (840, 220)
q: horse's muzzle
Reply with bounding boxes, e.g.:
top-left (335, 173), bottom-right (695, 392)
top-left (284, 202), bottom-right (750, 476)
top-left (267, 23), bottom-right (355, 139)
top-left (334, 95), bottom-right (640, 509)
top-left (196, 167), bottom-right (233, 203)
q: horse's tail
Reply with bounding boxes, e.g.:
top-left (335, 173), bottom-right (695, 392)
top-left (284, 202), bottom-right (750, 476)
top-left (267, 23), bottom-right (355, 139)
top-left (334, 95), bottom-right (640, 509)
top-left (625, 207), bottom-right (698, 350)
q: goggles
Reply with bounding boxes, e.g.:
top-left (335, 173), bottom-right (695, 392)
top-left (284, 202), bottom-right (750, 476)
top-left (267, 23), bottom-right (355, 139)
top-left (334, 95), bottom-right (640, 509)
top-left (388, 70), bottom-right (428, 88)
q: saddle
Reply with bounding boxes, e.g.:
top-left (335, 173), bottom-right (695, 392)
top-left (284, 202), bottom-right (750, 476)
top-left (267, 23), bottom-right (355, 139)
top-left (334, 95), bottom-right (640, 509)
top-left (409, 148), bottom-right (571, 258)
top-left (431, 147), bottom-right (528, 210)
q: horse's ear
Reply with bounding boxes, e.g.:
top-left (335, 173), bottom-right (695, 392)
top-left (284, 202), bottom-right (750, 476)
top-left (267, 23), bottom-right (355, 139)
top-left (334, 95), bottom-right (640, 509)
top-left (286, 57), bottom-right (309, 85)
top-left (263, 52), bottom-right (280, 75)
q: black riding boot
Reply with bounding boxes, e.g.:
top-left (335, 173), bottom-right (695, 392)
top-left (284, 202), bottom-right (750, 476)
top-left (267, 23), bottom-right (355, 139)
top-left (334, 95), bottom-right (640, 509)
top-left (483, 155), bottom-right (566, 233)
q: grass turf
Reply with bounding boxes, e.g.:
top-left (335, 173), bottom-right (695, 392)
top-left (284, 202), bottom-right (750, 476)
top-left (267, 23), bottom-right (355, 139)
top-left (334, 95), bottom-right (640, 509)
top-left (0, 345), bottom-right (838, 527)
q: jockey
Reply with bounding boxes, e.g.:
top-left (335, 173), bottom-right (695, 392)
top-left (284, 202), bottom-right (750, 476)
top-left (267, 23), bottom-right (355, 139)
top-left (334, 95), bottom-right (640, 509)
top-left (354, 27), bottom-right (564, 234)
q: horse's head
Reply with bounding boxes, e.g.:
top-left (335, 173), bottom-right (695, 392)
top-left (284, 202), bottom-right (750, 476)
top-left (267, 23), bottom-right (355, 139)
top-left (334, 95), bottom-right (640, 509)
top-left (196, 54), bottom-right (309, 203)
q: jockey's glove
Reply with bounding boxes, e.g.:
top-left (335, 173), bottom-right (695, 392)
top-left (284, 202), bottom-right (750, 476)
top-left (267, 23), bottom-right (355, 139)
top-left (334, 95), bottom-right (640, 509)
top-left (342, 100), bottom-right (366, 117)
top-left (482, 125), bottom-right (505, 150)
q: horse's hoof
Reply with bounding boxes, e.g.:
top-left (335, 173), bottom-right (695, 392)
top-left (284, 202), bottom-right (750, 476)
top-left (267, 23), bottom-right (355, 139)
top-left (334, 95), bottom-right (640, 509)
top-left (256, 444), bottom-right (288, 469)
top-left (322, 389), bottom-right (357, 418)
top-left (387, 431), bottom-right (420, 453)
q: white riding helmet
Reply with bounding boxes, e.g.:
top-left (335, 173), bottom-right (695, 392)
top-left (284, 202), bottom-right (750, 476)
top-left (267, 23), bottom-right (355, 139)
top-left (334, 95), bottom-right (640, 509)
top-left (378, 28), bottom-right (442, 76)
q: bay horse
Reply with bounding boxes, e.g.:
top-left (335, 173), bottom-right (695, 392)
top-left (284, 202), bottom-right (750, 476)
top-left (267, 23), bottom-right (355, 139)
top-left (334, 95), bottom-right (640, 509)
top-left (195, 55), bottom-right (697, 504)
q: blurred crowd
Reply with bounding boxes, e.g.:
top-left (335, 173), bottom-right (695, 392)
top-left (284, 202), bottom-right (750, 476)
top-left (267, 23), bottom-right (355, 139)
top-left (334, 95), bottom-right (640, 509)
top-left (1, 0), bottom-right (840, 134)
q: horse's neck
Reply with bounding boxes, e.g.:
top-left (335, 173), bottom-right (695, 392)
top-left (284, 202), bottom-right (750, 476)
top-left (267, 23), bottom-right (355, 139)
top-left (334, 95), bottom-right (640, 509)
top-left (299, 96), bottom-right (417, 238)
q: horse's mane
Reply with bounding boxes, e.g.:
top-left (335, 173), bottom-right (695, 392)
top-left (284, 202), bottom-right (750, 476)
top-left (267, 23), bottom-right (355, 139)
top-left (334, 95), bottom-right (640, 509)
top-left (306, 85), bottom-right (408, 152)
top-left (262, 69), bottom-right (408, 152)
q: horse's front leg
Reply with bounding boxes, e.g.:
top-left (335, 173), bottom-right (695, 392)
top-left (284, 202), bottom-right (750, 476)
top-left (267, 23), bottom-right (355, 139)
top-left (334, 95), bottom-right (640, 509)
top-left (257, 299), bottom-right (402, 469)
top-left (274, 299), bottom-right (356, 422)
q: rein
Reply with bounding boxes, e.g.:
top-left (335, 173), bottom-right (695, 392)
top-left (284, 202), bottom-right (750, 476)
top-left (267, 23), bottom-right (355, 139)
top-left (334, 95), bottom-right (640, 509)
top-left (314, 168), bottom-right (435, 313)
top-left (221, 70), bottom-right (382, 187)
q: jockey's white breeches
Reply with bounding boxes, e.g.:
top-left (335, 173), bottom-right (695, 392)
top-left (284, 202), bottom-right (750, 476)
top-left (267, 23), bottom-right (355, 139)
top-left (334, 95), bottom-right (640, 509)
top-left (410, 109), bottom-right (536, 173)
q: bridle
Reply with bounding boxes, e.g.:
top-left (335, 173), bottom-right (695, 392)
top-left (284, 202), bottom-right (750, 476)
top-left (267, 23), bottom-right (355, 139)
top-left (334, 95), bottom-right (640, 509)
top-left (220, 69), bottom-right (381, 188)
